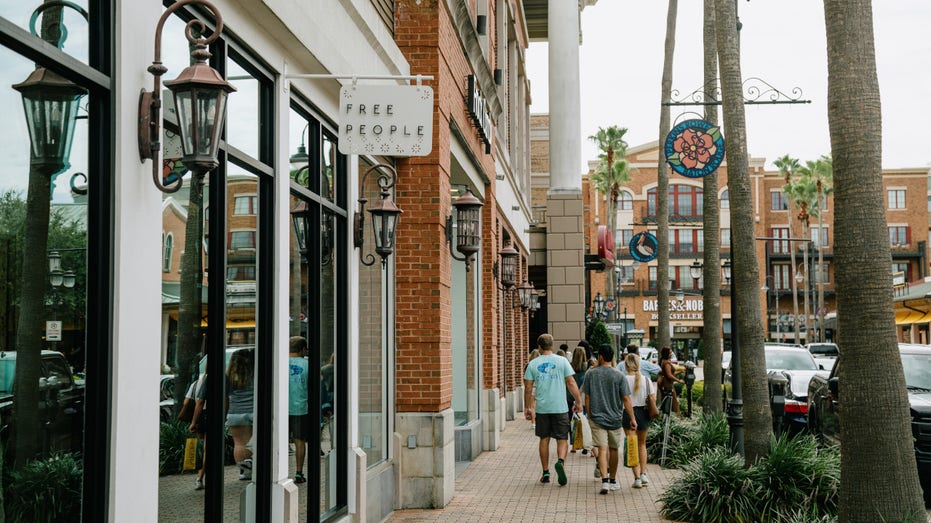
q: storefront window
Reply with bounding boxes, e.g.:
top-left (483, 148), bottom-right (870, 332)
top-left (0, 41), bottom-right (90, 520)
top-left (358, 159), bottom-right (389, 466)
top-left (289, 100), bottom-right (348, 520)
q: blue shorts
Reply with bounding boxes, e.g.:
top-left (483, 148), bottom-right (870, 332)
top-left (226, 412), bottom-right (253, 428)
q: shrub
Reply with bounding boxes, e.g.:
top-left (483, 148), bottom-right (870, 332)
top-left (5, 452), bottom-right (82, 522)
top-left (686, 380), bottom-right (704, 407)
top-left (587, 321), bottom-right (612, 352)
top-left (661, 428), bottom-right (841, 523)
top-left (750, 433), bottom-right (839, 521)
top-left (660, 447), bottom-right (757, 523)
top-left (669, 412), bottom-right (728, 467)
top-left (646, 413), bottom-right (695, 466)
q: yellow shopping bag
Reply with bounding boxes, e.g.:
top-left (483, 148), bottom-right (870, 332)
top-left (623, 434), bottom-right (639, 468)
top-left (183, 438), bottom-right (198, 472)
top-left (572, 415), bottom-right (584, 450)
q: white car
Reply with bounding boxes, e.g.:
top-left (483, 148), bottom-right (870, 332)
top-left (641, 347), bottom-right (677, 365)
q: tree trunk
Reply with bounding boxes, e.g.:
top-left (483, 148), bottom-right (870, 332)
top-left (700, 0), bottom-right (722, 414)
top-left (656, 0), bottom-right (677, 349)
top-left (11, 168), bottom-right (51, 467)
top-left (172, 172), bottom-right (206, 412)
top-left (11, 1), bottom-right (64, 469)
top-left (713, 0), bottom-right (769, 464)
top-left (824, 0), bottom-right (926, 518)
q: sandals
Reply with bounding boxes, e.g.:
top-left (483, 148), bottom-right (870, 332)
top-left (294, 472), bottom-right (306, 484)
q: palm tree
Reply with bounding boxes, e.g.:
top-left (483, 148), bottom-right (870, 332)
top-left (824, 0), bottom-right (925, 518)
top-left (714, 0), bottom-right (768, 464)
top-left (588, 126), bottom-right (630, 312)
top-left (774, 155), bottom-right (802, 343)
top-left (700, 0), bottom-right (723, 414)
top-left (656, 0), bottom-right (678, 349)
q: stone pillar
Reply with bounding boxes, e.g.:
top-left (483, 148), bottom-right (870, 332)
top-left (546, 0), bottom-right (585, 343)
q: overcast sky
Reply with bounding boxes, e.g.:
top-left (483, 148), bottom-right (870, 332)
top-left (526, 1), bottom-right (931, 173)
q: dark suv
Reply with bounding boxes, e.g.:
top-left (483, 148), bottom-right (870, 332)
top-left (808, 343), bottom-right (931, 499)
top-left (0, 350), bottom-right (85, 456)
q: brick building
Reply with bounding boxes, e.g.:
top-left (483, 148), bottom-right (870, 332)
top-left (531, 116), bottom-right (931, 355)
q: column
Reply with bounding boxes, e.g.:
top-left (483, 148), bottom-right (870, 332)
top-left (546, 0), bottom-right (585, 344)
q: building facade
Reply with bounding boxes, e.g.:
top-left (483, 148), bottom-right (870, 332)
top-left (0, 0), bottom-right (546, 521)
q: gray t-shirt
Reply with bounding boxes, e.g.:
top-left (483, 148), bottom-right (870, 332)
top-left (581, 365), bottom-right (631, 430)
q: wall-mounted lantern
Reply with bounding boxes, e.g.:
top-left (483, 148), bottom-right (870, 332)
top-left (139, 0), bottom-right (236, 193)
top-left (446, 187), bottom-right (483, 271)
top-left (497, 242), bottom-right (518, 290)
top-left (354, 164), bottom-right (402, 267)
top-left (517, 280), bottom-right (535, 311)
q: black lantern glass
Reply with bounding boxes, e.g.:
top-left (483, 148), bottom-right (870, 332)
top-left (291, 201), bottom-right (308, 255)
top-left (593, 292), bottom-right (605, 316)
top-left (722, 260), bottom-right (732, 283)
top-left (499, 242), bottom-right (518, 289)
top-left (14, 67), bottom-right (86, 174)
top-left (369, 193), bottom-right (402, 260)
top-left (453, 187), bottom-right (483, 258)
top-left (164, 46), bottom-right (236, 169)
top-left (689, 261), bottom-right (703, 281)
top-left (517, 281), bottom-right (535, 310)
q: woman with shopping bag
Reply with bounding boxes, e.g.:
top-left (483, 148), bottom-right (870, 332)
top-left (622, 353), bottom-right (654, 488)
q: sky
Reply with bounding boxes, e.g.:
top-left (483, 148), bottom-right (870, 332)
top-left (526, 1), bottom-right (931, 173)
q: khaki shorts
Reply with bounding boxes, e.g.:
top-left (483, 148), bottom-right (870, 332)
top-left (588, 419), bottom-right (622, 449)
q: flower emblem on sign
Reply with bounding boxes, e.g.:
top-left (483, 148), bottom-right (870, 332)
top-left (664, 119), bottom-right (725, 178)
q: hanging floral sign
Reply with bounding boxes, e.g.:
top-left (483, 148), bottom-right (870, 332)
top-left (663, 119), bottom-right (725, 178)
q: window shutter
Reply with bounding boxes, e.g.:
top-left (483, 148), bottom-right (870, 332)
top-left (906, 226), bottom-right (912, 244)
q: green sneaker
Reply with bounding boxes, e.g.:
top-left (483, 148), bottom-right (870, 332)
top-left (555, 460), bottom-right (567, 486)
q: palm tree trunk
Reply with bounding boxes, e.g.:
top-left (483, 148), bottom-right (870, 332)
top-left (714, 0), bottom-right (769, 464)
top-left (656, 0), bottom-right (677, 349)
top-left (824, 0), bottom-right (926, 518)
top-left (700, 0), bottom-right (722, 414)
top-left (172, 172), bottom-right (206, 412)
top-left (11, 167), bottom-right (51, 467)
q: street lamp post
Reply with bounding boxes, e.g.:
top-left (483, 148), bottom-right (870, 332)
top-left (722, 258), bottom-right (744, 457)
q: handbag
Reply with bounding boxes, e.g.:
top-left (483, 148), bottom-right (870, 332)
top-left (571, 416), bottom-right (584, 450)
top-left (182, 437), bottom-right (198, 471)
top-left (577, 412), bottom-right (594, 449)
top-left (647, 394), bottom-right (660, 419)
top-left (177, 397), bottom-right (195, 423)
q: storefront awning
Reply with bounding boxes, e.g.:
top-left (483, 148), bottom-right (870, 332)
top-left (895, 310), bottom-right (927, 325)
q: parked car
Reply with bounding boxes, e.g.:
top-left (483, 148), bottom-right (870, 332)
top-left (808, 343), bottom-right (931, 500)
top-left (641, 347), bottom-right (677, 366)
top-left (725, 345), bottom-right (827, 431)
top-left (0, 350), bottom-right (85, 457)
top-left (806, 342), bottom-right (839, 371)
top-left (160, 374), bottom-right (175, 422)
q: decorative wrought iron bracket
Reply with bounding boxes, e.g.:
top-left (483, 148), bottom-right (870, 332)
top-left (662, 77), bottom-right (810, 106)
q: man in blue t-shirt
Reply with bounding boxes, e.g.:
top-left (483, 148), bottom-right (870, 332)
top-left (524, 333), bottom-right (582, 486)
top-left (288, 336), bottom-right (310, 484)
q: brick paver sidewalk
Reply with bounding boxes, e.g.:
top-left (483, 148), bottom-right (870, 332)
top-left (389, 418), bottom-right (680, 522)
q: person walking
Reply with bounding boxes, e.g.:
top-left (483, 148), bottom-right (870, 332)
top-left (622, 353), bottom-right (654, 488)
top-left (226, 348), bottom-right (255, 480)
top-left (582, 344), bottom-right (636, 495)
top-left (523, 333), bottom-right (582, 486)
top-left (626, 343), bottom-right (660, 377)
top-left (657, 346), bottom-right (684, 415)
top-left (288, 336), bottom-right (310, 484)
top-left (568, 345), bottom-right (589, 454)
top-left (187, 371), bottom-right (208, 490)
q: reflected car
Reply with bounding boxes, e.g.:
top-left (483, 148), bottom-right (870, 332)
top-left (808, 343), bottom-right (931, 501)
top-left (0, 350), bottom-right (84, 457)
top-left (160, 374), bottom-right (175, 422)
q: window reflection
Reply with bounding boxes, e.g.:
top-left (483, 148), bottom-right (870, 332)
top-left (1, 44), bottom-right (88, 519)
top-left (226, 59), bottom-right (260, 159)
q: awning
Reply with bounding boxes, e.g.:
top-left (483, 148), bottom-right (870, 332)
top-left (895, 310), bottom-right (927, 325)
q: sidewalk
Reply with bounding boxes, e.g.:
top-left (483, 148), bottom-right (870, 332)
top-left (388, 418), bottom-right (680, 522)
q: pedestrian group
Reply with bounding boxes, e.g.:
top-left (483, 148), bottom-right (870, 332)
top-left (524, 334), bottom-right (661, 494)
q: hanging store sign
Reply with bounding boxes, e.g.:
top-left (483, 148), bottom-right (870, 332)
top-left (664, 118), bottom-right (725, 178)
top-left (629, 232), bottom-right (658, 263)
top-left (598, 225), bottom-right (615, 266)
top-left (466, 75), bottom-right (492, 154)
top-left (339, 84), bottom-right (434, 156)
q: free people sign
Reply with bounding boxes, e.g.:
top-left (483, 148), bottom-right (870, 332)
top-left (338, 84), bottom-right (434, 156)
